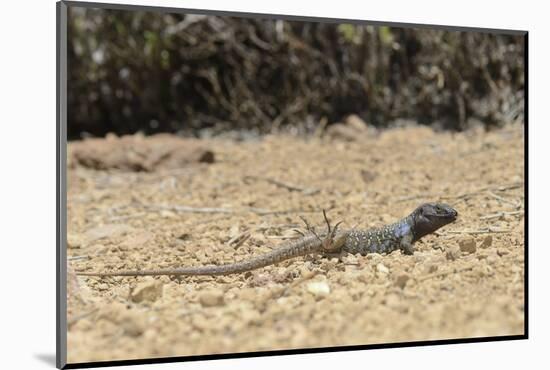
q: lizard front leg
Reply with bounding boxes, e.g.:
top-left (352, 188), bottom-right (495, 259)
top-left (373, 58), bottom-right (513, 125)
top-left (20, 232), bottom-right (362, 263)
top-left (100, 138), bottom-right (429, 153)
top-left (400, 233), bottom-right (415, 255)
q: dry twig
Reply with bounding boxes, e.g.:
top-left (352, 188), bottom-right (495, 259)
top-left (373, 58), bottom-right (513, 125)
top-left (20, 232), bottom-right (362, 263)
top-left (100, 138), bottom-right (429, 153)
top-left (479, 210), bottom-right (524, 220)
top-left (68, 308), bottom-right (99, 327)
top-left (418, 266), bottom-right (474, 282)
top-left (244, 175), bottom-right (320, 195)
top-left (445, 227), bottom-right (512, 235)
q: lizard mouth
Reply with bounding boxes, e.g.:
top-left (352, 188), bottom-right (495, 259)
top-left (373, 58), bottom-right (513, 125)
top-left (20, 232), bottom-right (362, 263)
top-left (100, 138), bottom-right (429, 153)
top-left (422, 203), bottom-right (458, 225)
top-left (432, 204), bottom-right (458, 221)
top-left (446, 209), bottom-right (458, 221)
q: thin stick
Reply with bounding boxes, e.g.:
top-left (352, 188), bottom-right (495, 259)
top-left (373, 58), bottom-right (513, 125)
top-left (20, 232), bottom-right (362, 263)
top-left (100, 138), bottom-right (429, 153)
top-left (445, 228), bottom-right (512, 235)
top-left (487, 191), bottom-right (522, 208)
top-left (145, 204), bottom-right (235, 214)
top-left (142, 204), bottom-right (321, 216)
top-left (265, 235), bottom-right (301, 240)
top-left (68, 255), bottom-right (90, 261)
top-left (440, 182), bottom-right (524, 201)
top-left (396, 182), bottom-right (523, 203)
top-left (244, 175), bottom-right (320, 195)
top-left (396, 194), bottom-right (438, 202)
top-left (68, 308), bottom-right (99, 327)
top-left (418, 266), bottom-right (474, 282)
top-left (226, 231), bottom-right (251, 247)
top-left (254, 208), bottom-right (323, 216)
top-left (479, 210), bottom-right (524, 220)
top-left (107, 212), bottom-right (147, 222)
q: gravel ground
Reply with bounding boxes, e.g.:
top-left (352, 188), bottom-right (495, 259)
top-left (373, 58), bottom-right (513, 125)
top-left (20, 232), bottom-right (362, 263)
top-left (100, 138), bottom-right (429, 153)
top-left (66, 123), bottom-right (525, 363)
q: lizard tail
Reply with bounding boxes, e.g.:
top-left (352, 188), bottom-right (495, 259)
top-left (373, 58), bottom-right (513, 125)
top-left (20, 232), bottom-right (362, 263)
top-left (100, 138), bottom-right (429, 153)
top-left (76, 257), bottom-right (271, 277)
top-left (75, 234), bottom-right (322, 277)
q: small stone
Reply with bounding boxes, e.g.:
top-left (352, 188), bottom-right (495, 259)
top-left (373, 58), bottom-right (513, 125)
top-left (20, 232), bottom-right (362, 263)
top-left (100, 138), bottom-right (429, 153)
top-left (191, 315), bottom-right (211, 331)
top-left (413, 252), bottom-right (428, 263)
top-left (120, 313), bottom-right (145, 337)
top-left (446, 245), bottom-right (461, 261)
top-left (474, 264), bottom-right (494, 278)
top-left (486, 253), bottom-right (499, 266)
top-left (160, 210), bottom-right (176, 218)
top-left (367, 253), bottom-right (382, 260)
top-left (497, 248), bottom-right (509, 256)
top-left (177, 233), bottom-right (191, 240)
top-left (476, 252), bottom-right (489, 260)
top-left (307, 281), bottom-right (331, 297)
top-left (376, 263), bottom-right (389, 274)
top-left (424, 261), bottom-right (438, 274)
top-left (67, 234), bottom-right (82, 249)
top-left (326, 123), bottom-right (358, 141)
top-left (345, 114), bottom-right (369, 131)
top-left (129, 278), bottom-right (163, 303)
top-left (84, 224), bottom-right (133, 243)
top-left (459, 238), bottom-right (477, 254)
top-left (199, 289), bottom-right (225, 307)
top-left (360, 170), bottom-right (377, 184)
top-left (395, 273), bottom-right (410, 289)
top-left (97, 283), bottom-right (109, 291)
top-left (342, 254), bottom-right (359, 265)
top-left (480, 235), bottom-right (493, 248)
top-left (384, 293), bottom-right (401, 308)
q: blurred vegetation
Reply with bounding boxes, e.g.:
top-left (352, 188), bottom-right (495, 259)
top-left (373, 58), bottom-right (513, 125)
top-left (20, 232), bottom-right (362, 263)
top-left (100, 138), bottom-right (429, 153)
top-left (67, 7), bottom-right (525, 139)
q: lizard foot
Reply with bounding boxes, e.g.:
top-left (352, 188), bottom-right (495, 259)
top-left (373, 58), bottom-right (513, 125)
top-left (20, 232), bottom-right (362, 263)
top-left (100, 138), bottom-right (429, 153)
top-left (299, 210), bottom-right (345, 253)
top-left (320, 209), bottom-right (345, 253)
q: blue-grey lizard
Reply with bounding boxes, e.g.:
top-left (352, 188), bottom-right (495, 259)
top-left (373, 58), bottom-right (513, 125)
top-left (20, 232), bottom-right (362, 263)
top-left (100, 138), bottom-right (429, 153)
top-left (76, 203), bottom-right (457, 277)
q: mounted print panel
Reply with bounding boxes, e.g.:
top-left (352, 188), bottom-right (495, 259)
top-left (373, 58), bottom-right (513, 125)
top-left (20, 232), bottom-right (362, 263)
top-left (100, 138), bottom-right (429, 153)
top-left (57, 1), bottom-right (526, 368)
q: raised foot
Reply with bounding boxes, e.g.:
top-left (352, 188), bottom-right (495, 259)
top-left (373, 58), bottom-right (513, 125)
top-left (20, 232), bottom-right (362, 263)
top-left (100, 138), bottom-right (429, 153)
top-left (299, 209), bottom-right (345, 253)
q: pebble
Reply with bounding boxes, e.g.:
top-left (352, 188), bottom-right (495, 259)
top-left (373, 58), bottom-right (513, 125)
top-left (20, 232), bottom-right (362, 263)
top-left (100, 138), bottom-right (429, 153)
top-left (395, 273), bottom-right (410, 289)
top-left (446, 245), bottom-right (461, 261)
top-left (306, 281), bottom-right (331, 297)
top-left (384, 293), bottom-right (401, 308)
top-left (129, 278), bottom-right (163, 303)
top-left (67, 234), bottom-right (83, 249)
top-left (345, 114), bottom-right (369, 131)
top-left (476, 252), bottom-right (489, 260)
top-left (486, 254), bottom-right (499, 266)
top-left (376, 263), bottom-right (390, 274)
top-left (326, 123), bottom-right (359, 142)
top-left (480, 235), bottom-right (493, 248)
top-left (84, 224), bottom-right (133, 243)
top-left (424, 261), bottom-right (438, 274)
top-left (459, 238), bottom-right (477, 254)
top-left (497, 248), bottom-right (509, 256)
top-left (199, 289), bottom-right (225, 307)
top-left (192, 315), bottom-right (212, 331)
top-left (160, 210), bottom-right (176, 218)
top-left (120, 313), bottom-right (146, 337)
top-left (475, 264), bottom-right (494, 278)
top-left (366, 253), bottom-right (382, 261)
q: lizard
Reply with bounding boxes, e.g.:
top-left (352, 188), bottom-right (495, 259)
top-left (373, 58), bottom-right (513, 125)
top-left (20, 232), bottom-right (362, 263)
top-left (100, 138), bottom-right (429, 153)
top-left (76, 202), bottom-right (457, 278)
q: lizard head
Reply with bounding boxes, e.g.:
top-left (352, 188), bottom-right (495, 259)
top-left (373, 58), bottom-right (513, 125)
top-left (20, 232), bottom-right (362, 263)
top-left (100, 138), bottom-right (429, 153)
top-left (411, 202), bottom-right (457, 242)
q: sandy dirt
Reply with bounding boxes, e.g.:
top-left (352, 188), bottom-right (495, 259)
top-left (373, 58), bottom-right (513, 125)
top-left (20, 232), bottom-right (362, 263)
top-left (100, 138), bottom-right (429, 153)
top-left (66, 123), bottom-right (525, 364)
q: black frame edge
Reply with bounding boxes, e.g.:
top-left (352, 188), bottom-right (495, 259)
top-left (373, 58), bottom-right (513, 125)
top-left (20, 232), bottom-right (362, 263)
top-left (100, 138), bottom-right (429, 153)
top-left (57, 1), bottom-right (68, 369)
top-left (523, 32), bottom-right (529, 339)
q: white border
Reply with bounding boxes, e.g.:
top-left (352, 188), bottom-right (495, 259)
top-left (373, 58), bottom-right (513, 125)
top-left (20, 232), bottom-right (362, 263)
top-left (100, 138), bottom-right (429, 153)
top-left (3, 0), bottom-right (546, 369)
